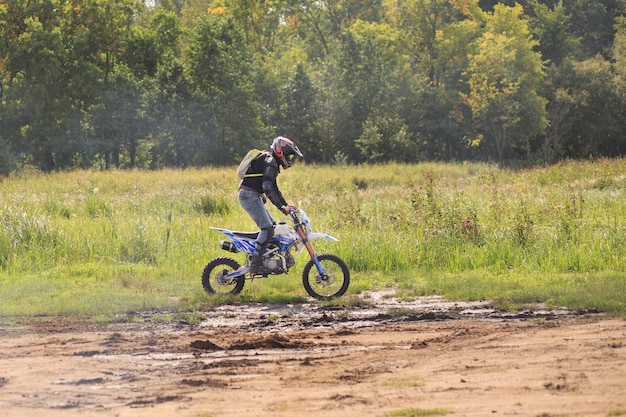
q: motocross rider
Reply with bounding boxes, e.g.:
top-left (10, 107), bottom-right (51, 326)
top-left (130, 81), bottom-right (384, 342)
top-left (238, 136), bottom-right (303, 275)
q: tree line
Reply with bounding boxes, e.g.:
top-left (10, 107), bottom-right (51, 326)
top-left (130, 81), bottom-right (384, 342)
top-left (1, 0), bottom-right (625, 173)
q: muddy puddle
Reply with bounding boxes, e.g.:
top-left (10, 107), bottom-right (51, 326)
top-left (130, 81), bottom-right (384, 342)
top-left (190, 292), bottom-right (588, 333)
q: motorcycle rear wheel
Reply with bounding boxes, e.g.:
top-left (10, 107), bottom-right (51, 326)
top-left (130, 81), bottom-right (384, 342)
top-left (202, 256), bottom-right (245, 295)
top-left (302, 254), bottom-right (350, 300)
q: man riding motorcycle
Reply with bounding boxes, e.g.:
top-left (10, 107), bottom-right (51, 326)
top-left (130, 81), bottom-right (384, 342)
top-left (238, 136), bottom-right (303, 275)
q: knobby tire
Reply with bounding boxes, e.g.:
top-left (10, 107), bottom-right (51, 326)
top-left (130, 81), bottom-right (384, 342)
top-left (302, 253), bottom-right (350, 300)
top-left (202, 256), bottom-right (245, 295)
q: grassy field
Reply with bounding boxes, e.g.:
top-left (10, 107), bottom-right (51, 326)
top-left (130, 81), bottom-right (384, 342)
top-left (0, 159), bottom-right (624, 317)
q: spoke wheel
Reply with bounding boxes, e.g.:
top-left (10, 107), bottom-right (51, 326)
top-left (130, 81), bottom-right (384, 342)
top-left (302, 254), bottom-right (350, 300)
top-left (202, 257), bottom-right (245, 295)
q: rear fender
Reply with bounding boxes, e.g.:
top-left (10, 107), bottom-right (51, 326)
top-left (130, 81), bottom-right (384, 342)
top-left (211, 227), bottom-right (256, 254)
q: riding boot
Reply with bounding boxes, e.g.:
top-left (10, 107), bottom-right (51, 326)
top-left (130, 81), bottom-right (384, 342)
top-left (248, 253), bottom-right (267, 275)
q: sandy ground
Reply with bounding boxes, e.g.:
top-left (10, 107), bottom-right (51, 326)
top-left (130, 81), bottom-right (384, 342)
top-left (0, 295), bottom-right (625, 417)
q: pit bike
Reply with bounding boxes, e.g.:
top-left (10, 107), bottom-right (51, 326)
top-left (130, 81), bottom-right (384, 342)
top-left (202, 208), bottom-right (350, 300)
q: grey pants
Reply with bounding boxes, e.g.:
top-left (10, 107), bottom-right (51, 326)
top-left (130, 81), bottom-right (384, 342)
top-left (238, 189), bottom-right (274, 255)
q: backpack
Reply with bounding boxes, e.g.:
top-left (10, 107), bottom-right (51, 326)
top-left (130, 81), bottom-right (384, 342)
top-left (237, 149), bottom-right (269, 179)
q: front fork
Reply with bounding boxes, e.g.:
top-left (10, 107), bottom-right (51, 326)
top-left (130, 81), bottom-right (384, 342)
top-left (295, 224), bottom-right (325, 275)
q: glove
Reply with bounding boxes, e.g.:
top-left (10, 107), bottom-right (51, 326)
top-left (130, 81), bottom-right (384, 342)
top-left (281, 205), bottom-right (297, 215)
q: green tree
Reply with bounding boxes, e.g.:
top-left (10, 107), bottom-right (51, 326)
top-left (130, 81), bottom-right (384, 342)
top-left (218, 0), bottom-right (286, 54)
top-left (465, 4), bottom-right (547, 163)
top-left (87, 65), bottom-right (149, 168)
top-left (121, 9), bottom-right (182, 77)
top-left (0, 0), bottom-right (141, 170)
top-left (613, 16), bottom-right (626, 90)
top-left (538, 65), bottom-right (574, 163)
top-left (400, 79), bottom-right (471, 161)
top-left (553, 57), bottom-right (625, 158)
top-left (311, 61), bottom-right (354, 162)
top-left (0, 137), bottom-right (16, 175)
top-left (282, 0), bottom-right (384, 60)
top-left (527, 0), bottom-right (580, 67)
top-left (329, 19), bottom-right (412, 162)
top-left (609, 16), bottom-right (626, 157)
top-left (280, 63), bottom-right (321, 161)
top-left (385, 0), bottom-right (482, 87)
top-left (2, 2), bottom-right (69, 170)
top-left (186, 11), bottom-right (263, 162)
top-left (385, 0), bottom-right (481, 160)
top-left (147, 55), bottom-right (220, 168)
top-left (567, 0), bottom-right (624, 59)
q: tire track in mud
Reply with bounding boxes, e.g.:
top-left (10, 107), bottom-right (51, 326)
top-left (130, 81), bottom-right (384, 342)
top-left (0, 294), bottom-right (609, 417)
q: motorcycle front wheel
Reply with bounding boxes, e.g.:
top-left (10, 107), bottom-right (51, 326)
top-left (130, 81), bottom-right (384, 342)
top-left (202, 256), bottom-right (245, 295)
top-left (302, 254), bottom-right (350, 300)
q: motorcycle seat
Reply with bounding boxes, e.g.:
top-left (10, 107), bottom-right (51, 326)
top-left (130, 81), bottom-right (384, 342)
top-left (232, 231), bottom-right (259, 239)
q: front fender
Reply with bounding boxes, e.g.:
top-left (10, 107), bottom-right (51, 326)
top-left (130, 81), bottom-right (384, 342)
top-left (308, 232), bottom-right (339, 242)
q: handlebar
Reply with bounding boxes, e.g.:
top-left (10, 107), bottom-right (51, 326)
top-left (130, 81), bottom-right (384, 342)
top-left (286, 207), bottom-right (312, 235)
top-left (288, 208), bottom-right (304, 227)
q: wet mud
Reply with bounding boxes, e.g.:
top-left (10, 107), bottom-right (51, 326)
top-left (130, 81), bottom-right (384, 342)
top-left (0, 293), bottom-right (623, 417)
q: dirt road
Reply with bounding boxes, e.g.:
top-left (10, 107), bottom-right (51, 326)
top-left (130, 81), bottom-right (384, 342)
top-left (0, 295), bottom-right (624, 417)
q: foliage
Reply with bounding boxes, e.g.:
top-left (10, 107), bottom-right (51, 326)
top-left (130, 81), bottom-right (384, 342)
top-left (186, 12), bottom-right (263, 157)
top-left (1, 0), bottom-right (626, 171)
top-left (280, 63), bottom-right (320, 157)
top-left (550, 56), bottom-right (626, 159)
top-left (527, 0), bottom-right (580, 67)
top-left (0, 136), bottom-right (17, 175)
top-left (465, 4), bottom-right (547, 163)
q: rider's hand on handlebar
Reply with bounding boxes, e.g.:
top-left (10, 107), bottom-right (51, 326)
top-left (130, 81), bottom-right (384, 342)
top-left (281, 205), bottom-right (297, 215)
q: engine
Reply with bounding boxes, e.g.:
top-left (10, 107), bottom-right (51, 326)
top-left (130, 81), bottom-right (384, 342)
top-left (262, 252), bottom-right (295, 274)
top-left (264, 257), bottom-right (282, 271)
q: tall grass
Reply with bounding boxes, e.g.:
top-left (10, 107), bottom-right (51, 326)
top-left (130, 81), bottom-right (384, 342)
top-left (0, 159), bottom-right (624, 316)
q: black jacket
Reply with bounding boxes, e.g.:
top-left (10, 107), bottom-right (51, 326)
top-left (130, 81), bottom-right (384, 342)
top-left (240, 153), bottom-right (288, 210)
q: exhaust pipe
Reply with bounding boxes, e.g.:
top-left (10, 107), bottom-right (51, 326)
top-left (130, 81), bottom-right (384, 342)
top-left (220, 240), bottom-right (239, 253)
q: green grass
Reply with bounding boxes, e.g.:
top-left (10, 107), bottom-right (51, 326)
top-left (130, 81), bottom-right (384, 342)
top-left (0, 159), bottom-right (625, 317)
top-left (382, 379), bottom-right (426, 387)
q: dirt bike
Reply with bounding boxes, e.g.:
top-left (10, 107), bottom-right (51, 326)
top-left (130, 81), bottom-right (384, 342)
top-left (202, 208), bottom-right (350, 300)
